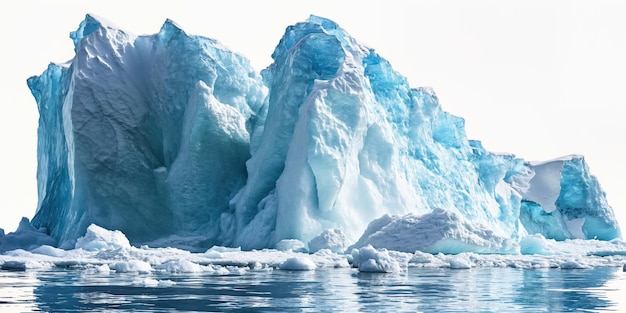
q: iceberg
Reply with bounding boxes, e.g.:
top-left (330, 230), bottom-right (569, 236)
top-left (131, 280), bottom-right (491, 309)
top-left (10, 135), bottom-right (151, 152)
top-left (16, 14), bottom-right (620, 255)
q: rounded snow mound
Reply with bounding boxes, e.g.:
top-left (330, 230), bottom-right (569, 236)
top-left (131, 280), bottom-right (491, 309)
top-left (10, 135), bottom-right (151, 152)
top-left (350, 208), bottom-right (519, 254)
top-left (279, 257), bottom-right (317, 271)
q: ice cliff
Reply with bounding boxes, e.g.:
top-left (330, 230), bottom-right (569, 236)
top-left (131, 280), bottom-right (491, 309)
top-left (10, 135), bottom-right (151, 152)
top-left (24, 14), bottom-right (620, 252)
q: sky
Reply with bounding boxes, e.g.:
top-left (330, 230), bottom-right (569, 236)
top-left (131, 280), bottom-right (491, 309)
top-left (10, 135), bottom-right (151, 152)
top-left (0, 0), bottom-right (624, 233)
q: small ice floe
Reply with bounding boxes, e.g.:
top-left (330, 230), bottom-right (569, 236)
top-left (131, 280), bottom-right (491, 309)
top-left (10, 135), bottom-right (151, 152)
top-left (0, 255), bottom-right (52, 271)
top-left (559, 260), bottom-right (589, 270)
top-left (1, 260), bottom-right (27, 271)
top-left (351, 245), bottom-right (407, 273)
top-left (156, 259), bottom-right (204, 273)
top-left (110, 260), bottom-right (152, 273)
top-left (448, 254), bottom-right (472, 269)
top-left (313, 249), bottom-right (351, 268)
top-left (279, 257), bottom-right (317, 271)
top-left (95, 264), bottom-right (111, 273)
top-left (132, 278), bottom-right (176, 287)
top-left (82, 263), bottom-right (111, 274)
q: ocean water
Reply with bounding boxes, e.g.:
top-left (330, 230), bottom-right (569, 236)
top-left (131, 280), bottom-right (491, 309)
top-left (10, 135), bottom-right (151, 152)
top-left (1, 266), bottom-right (625, 312)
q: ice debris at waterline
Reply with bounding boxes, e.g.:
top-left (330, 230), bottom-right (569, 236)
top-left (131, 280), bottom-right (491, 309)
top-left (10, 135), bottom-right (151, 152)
top-left (8, 14), bottom-right (620, 255)
top-left (2, 224), bottom-right (626, 274)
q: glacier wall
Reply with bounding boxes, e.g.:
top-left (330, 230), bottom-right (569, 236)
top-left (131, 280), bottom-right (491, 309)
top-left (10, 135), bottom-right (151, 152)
top-left (27, 14), bottom-right (621, 251)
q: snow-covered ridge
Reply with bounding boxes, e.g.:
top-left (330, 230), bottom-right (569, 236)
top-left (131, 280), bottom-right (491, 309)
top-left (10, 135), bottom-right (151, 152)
top-left (9, 14), bottom-right (620, 257)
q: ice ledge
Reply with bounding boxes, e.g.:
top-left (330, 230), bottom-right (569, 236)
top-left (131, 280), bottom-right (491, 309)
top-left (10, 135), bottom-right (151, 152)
top-left (529, 154), bottom-right (584, 166)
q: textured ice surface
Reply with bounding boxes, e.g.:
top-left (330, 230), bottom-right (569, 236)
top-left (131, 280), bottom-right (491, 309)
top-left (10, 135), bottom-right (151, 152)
top-left (350, 208), bottom-right (519, 254)
top-left (351, 245), bottom-right (409, 273)
top-left (308, 228), bottom-right (349, 253)
top-left (75, 224), bottom-right (131, 251)
top-left (28, 14), bottom-right (265, 249)
top-left (520, 155), bottom-right (620, 241)
top-left (21, 14), bottom-right (621, 254)
top-left (0, 218), bottom-right (56, 253)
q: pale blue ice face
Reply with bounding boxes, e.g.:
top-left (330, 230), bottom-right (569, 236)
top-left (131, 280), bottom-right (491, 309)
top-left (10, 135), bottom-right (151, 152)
top-left (25, 14), bottom-right (620, 253)
top-left (521, 156), bottom-right (621, 241)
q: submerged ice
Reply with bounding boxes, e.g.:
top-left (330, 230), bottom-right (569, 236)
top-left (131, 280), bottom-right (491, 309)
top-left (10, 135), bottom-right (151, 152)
top-left (13, 14), bottom-right (621, 256)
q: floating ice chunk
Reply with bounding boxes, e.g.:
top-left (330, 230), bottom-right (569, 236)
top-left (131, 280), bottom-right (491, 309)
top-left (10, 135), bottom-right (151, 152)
top-left (313, 249), bottom-right (351, 268)
top-left (308, 229), bottom-right (348, 253)
top-left (410, 251), bottom-right (436, 264)
top-left (279, 257), bottom-right (317, 271)
top-left (82, 263), bottom-right (112, 274)
top-left (275, 239), bottom-right (308, 253)
top-left (0, 258), bottom-right (52, 271)
top-left (559, 260), bottom-right (589, 269)
top-left (409, 251), bottom-right (447, 268)
top-left (520, 234), bottom-right (555, 255)
top-left (110, 260), bottom-right (152, 273)
top-left (133, 278), bottom-right (159, 287)
top-left (352, 245), bottom-right (407, 273)
top-left (156, 260), bottom-right (204, 273)
top-left (95, 264), bottom-right (111, 273)
top-left (132, 278), bottom-right (175, 287)
top-left (157, 280), bottom-right (176, 287)
top-left (1, 261), bottom-right (27, 271)
top-left (75, 224), bottom-right (131, 251)
top-left (212, 266), bottom-right (233, 276)
top-left (449, 254), bottom-right (472, 269)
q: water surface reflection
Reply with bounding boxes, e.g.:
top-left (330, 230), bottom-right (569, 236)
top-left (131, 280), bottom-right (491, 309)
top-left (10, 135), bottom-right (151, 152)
top-left (0, 266), bottom-right (624, 312)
